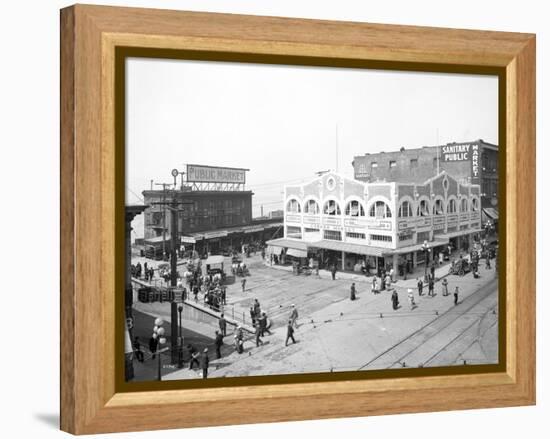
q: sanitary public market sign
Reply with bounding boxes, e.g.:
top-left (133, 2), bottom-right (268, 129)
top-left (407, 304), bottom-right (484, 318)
top-left (441, 144), bottom-right (472, 162)
top-left (186, 164), bottom-right (246, 184)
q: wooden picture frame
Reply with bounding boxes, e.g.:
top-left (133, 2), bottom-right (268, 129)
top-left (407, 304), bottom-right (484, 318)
top-left (60, 4), bottom-right (535, 434)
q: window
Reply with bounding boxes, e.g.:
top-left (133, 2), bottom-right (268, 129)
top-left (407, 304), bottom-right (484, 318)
top-left (345, 200), bottom-right (365, 217)
top-left (304, 199), bottom-right (320, 214)
top-left (286, 226), bottom-right (302, 239)
top-left (370, 234), bottom-right (392, 243)
top-left (346, 232), bottom-right (366, 239)
top-left (399, 233), bottom-right (413, 242)
top-left (369, 200), bottom-right (392, 218)
top-left (389, 160), bottom-right (397, 168)
top-left (410, 158), bottom-right (418, 168)
top-left (417, 199), bottom-right (430, 216)
top-left (460, 198), bottom-right (468, 212)
top-left (304, 227), bottom-right (320, 233)
top-left (323, 199), bottom-right (341, 215)
top-left (398, 200), bottom-right (413, 218)
top-left (371, 162), bottom-right (378, 169)
top-left (433, 199), bottom-right (444, 215)
top-left (447, 198), bottom-right (457, 214)
top-left (323, 230), bottom-right (342, 241)
top-left (471, 197), bottom-right (479, 212)
top-left (286, 199), bottom-right (301, 213)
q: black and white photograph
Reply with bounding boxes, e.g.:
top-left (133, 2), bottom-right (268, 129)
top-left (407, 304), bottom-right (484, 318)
top-left (124, 58), bottom-right (500, 382)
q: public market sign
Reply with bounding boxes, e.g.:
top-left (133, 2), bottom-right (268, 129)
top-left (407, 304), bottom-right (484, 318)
top-left (186, 164), bottom-right (246, 184)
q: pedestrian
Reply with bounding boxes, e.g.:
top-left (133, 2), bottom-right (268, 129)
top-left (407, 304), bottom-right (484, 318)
top-left (385, 273), bottom-right (392, 290)
top-left (350, 283), bottom-right (356, 301)
top-left (255, 322), bottom-right (264, 347)
top-left (200, 348), bottom-right (209, 379)
top-left (331, 264), bottom-right (337, 280)
top-left (289, 304), bottom-right (299, 328)
top-left (241, 278), bottom-right (247, 292)
top-left (430, 263), bottom-right (435, 279)
top-left (389, 267), bottom-right (395, 282)
top-left (214, 330), bottom-right (223, 359)
top-left (391, 290), bottom-right (399, 310)
top-left (428, 277), bottom-right (435, 297)
top-left (235, 327), bottom-right (244, 354)
top-left (249, 306), bottom-right (256, 325)
top-left (407, 289), bottom-right (415, 310)
top-left (439, 252), bottom-right (444, 265)
top-left (442, 278), bottom-right (449, 296)
top-left (259, 311), bottom-right (272, 336)
top-left (221, 286), bottom-right (227, 305)
top-left (380, 269), bottom-right (386, 291)
top-left (253, 298), bottom-right (261, 317)
top-left (285, 320), bottom-right (296, 346)
top-left (454, 286), bottom-right (459, 305)
top-left (148, 335), bottom-right (158, 360)
top-left (371, 276), bottom-right (378, 294)
top-left (417, 278), bottom-right (423, 296)
top-left (218, 313), bottom-right (227, 337)
top-left (187, 344), bottom-right (199, 369)
top-left (133, 336), bottom-right (144, 362)
top-left (485, 256), bottom-right (491, 269)
top-left (136, 262), bottom-right (142, 279)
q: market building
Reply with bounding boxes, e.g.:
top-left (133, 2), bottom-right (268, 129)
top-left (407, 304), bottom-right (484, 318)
top-left (352, 139), bottom-right (498, 225)
top-left (267, 171), bottom-right (482, 275)
top-left (142, 164), bottom-right (282, 258)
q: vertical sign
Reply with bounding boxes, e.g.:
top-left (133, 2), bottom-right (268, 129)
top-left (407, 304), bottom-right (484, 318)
top-left (471, 143), bottom-right (480, 184)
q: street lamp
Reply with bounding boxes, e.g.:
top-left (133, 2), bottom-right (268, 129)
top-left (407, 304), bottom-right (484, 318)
top-left (177, 305), bottom-right (184, 369)
top-left (420, 240), bottom-right (431, 281)
top-left (153, 317), bottom-right (166, 381)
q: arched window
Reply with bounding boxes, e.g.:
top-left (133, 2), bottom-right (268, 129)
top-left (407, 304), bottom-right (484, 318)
top-left (447, 199), bottom-right (457, 214)
top-left (398, 200), bottom-right (413, 218)
top-left (286, 199), bottom-right (301, 213)
top-left (304, 199), bottom-right (320, 214)
top-left (433, 199), bottom-right (444, 215)
top-left (417, 199), bottom-right (430, 217)
top-left (471, 197), bottom-right (479, 212)
top-left (460, 198), bottom-right (468, 212)
top-left (323, 200), bottom-right (341, 215)
top-left (345, 200), bottom-right (365, 217)
top-left (369, 200), bottom-right (392, 218)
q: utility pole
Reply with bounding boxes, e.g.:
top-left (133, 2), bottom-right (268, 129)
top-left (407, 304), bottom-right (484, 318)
top-left (155, 183), bottom-right (172, 259)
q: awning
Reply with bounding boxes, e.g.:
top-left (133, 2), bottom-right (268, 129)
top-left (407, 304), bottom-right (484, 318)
top-left (243, 225), bottom-right (264, 233)
top-left (386, 237), bottom-right (449, 255)
top-left (266, 238), bottom-right (308, 251)
top-left (483, 208), bottom-right (499, 221)
top-left (266, 245), bottom-right (284, 255)
top-left (308, 240), bottom-right (387, 257)
top-left (144, 235), bottom-right (171, 244)
top-left (286, 248), bottom-right (308, 258)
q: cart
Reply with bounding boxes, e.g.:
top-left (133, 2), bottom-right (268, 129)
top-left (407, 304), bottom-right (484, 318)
top-left (448, 258), bottom-right (472, 276)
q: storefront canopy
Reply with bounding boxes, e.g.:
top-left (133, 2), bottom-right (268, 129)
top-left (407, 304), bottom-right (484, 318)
top-left (266, 245), bottom-right (284, 255)
top-left (266, 238), bottom-right (308, 251)
top-left (482, 208), bottom-right (499, 221)
top-left (386, 237), bottom-right (449, 255)
top-left (308, 240), bottom-right (387, 257)
top-left (286, 248), bottom-right (308, 258)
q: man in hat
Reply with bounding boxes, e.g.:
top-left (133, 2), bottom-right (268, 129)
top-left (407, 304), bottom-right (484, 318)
top-left (285, 320), bottom-right (296, 346)
top-left (259, 311), bottom-right (272, 336)
top-left (200, 348), bottom-right (209, 379)
top-left (218, 313), bottom-right (227, 337)
top-left (254, 321), bottom-right (264, 347)
top-left (417, 278), bottom-right (423, 296)
top-left (454, 286), bottom-right (460, 306)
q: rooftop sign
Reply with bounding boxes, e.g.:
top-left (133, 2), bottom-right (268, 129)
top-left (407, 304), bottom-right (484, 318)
top-left (186, 164), bottom-right (247, 184)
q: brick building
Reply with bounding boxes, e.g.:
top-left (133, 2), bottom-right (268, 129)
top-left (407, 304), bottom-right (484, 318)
top-left (352, 140), bottom-right (498, 219)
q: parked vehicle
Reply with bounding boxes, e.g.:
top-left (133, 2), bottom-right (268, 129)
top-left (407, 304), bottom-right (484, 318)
top-left (449, 257), bottom-right (472, 276)
top-left (205, 255), bottom-right (226, 282)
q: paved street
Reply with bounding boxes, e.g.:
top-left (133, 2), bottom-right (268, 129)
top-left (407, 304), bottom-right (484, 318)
top-left (147, 253), bottom-right (499, 380)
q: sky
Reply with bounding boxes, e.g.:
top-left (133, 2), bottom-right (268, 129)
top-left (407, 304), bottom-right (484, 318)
top-left (126, 57), bottom-right (498, 227)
